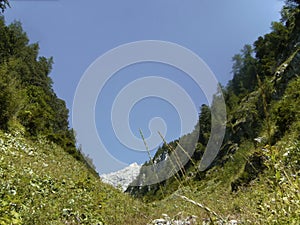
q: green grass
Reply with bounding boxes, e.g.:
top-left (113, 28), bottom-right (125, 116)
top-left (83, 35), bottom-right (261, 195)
top-left (144, 136), bottom-right (300, 224)
top-left (0, 130), bottom-right (150, 224)
top-left (1, 126), bottom-right (299, 224)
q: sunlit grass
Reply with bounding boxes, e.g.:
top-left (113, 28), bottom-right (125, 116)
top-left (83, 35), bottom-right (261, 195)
top-left (0, 130), bottom-right (149, 224)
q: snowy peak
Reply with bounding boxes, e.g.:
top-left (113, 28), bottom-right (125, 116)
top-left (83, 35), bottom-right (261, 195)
top-left (100, 163), bottom-right (141, 191)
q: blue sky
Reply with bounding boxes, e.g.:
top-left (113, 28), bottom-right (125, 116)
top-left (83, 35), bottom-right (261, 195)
top-left (5, 0), bottom-right (283, 173)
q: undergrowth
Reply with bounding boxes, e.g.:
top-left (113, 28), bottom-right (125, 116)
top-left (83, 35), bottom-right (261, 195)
top-left (0, 130), bottom-right (149, 224)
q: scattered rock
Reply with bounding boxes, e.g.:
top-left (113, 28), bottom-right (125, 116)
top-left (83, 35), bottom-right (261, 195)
top-left (150, 214), bottom-right (239, 225)
top-left (229, 219), bottom-right (238, 225)
top-left (149, 214), bottom-right (198, 225)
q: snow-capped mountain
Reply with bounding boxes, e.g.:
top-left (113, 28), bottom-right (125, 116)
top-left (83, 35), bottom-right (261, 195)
top-left (100, 163), bottom-right (141, 191)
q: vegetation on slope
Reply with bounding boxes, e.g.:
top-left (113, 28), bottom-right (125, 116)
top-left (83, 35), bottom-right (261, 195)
top-left (0, 16), bottom-right (79, 155)
top-left (0, 130), bottom-right (150, 224)
top-left (128, 1), bottom-right (300, 223)
top-left (0, 8), bottom-right (151, 224)
top-left (1, 0), bottom-right (300, 224)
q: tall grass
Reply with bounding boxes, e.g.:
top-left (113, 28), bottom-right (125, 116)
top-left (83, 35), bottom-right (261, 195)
top-left (139, 129), bottom-right (166, 199)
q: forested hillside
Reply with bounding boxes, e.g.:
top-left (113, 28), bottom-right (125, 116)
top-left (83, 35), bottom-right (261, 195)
top-left (0, 16), bottom-right (80, 158)
top-left (0, 10), bottom-right (149, 225)
top-left (128, 1), bottom-right (300, 223)
top-left (1, 0), bottom-right (300, 224)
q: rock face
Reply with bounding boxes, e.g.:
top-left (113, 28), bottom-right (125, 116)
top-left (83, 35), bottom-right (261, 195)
top-left (100, 163), bottom-right (141, 191)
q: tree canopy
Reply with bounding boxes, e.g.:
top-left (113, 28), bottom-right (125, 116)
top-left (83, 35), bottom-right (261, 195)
top-left (0, 17), bottom-right (81, 159)
top-left (0, 0), bottom-right (9, 13)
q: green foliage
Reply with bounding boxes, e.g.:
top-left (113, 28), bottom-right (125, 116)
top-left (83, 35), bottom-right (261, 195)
top-left (198, 104), bottom-right (211, 146)
top-left (0, 131), bottom-right (149, 224)
top-left (0, 17), bottom-right (152, 224)
top-left (0, 0), bottom-right (9, 13)
top-left (229, 45), bottom-right (258, 96)
top-left (1, 1), bottom-right (300, 224)
top-left (254, 21), bottom-right (290, 76)
top-left (0, 17), bottom-right (79, 159)
top-left (286, 0), bottom-right (300, 7)
top-left (129, 2), bottom-right (300, 223)
top-left (0, 62), bottom-right (25, 130)
top-left (271, 76), bottom-right (300, 140)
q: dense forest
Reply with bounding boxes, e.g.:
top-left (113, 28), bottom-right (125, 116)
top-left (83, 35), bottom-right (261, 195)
top-left (0, 0), bottom-right (300, 224)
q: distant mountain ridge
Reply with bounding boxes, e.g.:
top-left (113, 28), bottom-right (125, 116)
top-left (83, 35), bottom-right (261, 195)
top-left (100, 163), bottom-right (141, 191)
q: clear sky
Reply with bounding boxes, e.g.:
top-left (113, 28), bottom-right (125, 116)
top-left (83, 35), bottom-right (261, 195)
top-left (5, 0), bottom-right (284, 173)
